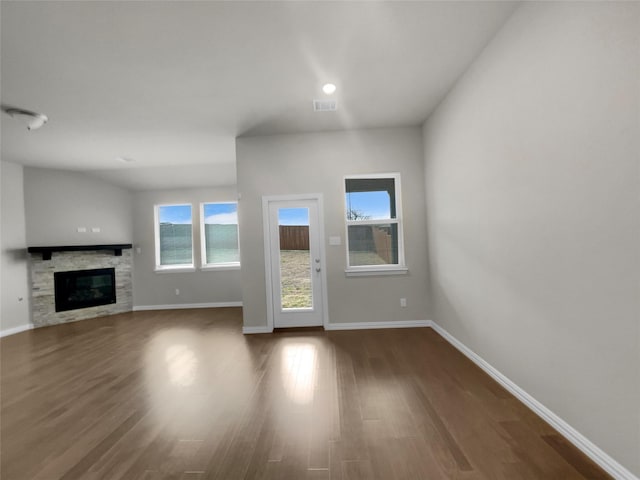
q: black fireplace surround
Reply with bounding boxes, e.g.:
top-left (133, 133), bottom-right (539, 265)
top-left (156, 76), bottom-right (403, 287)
top-left (54, 268), bottom-right (116, 313)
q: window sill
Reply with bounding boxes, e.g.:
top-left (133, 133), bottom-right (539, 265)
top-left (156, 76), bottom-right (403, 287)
top-left (154, 266), bottom-right (196, 274)
top-left (200, 264), bottom-right (241, 272)
top-left (345, 266), bottom-right (409, 277)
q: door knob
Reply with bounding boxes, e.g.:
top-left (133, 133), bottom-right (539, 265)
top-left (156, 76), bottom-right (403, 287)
top-left (315, 267), bottom-right (321, 272)
top-left (315, 258), bottom-right (320, 263)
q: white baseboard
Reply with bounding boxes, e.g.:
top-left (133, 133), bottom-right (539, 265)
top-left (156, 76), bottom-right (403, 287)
top-left (429, 321), bottom-right (638, 480)
top-left (243, 320), bottom-right (430, 334)
top-left (0, 323), bottom-right (34, 338)
top-left (325, 320), bottom-right (430, 330)
top-left (242, 325), bottom-right (273, 334)
top-left (133, 301), bottom-right (242, 312)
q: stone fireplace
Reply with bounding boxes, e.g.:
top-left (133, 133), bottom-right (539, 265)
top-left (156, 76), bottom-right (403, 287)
top-left (28, 245), bottom-right (132, 327)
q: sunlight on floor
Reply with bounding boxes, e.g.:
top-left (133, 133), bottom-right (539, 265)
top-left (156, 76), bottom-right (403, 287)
top-left (165, 344), bottom-right (198, 387)
top-left (281, 342), bottom-right (318, 405)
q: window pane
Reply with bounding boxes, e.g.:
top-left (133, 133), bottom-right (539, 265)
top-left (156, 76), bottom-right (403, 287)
top-left (203, 203), bottom-right (239, 264)
top-left (345, 178), bottom-right (396, 220)
top-left (348, 224), bottom-right (398, 266)
top-left (159, 205), bottom-right (192, 265)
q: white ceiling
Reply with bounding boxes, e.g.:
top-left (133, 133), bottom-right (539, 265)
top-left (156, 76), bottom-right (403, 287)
top-left (1, 1), bottom-right (517, 190)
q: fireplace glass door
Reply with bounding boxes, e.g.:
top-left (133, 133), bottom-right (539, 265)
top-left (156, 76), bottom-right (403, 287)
top-left (54, 268), bottom-right (116, 312)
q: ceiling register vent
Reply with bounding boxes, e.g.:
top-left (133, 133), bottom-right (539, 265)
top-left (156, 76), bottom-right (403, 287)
top-left (313, 99), bottom-right (337, 112)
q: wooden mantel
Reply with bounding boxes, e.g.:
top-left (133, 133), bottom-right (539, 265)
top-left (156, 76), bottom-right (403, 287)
top-left (27, 244), bottom-right (133, 261)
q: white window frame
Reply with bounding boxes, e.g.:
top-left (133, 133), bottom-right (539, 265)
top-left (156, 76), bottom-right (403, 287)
top-left (199, 201), bottom-right (241, 271)
top-left (344, 173), bottom-right (408, 277)
top-left (154, 203), bottom-right (195, 273)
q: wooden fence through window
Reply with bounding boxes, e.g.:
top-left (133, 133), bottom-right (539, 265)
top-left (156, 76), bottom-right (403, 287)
top-left (279, 226), bottom-right (309, 250)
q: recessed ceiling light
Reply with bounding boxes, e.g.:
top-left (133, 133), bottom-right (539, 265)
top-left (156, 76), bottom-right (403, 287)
top-left (116, 156), bottom-right (135, 163)
top-left (322, 83), bottom-right (336, 95)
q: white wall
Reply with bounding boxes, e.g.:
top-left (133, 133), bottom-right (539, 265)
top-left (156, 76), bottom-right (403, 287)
top-left (1, 161), bottom-right (30, 335)
top-left (24, 167), bottom-right (133, 245)
top-left (236, 127), bottom-right (430, 328)
top-left (423, 2), bottom-right (639, 476)
top-left (132, 187), bottom-right (242, 308)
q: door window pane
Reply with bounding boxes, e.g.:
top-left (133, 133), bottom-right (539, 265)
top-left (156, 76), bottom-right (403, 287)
top-left (278, 208), bottom-right (312, 309)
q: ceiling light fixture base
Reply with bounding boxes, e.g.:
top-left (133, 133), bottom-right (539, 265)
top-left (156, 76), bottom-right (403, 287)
top-left (1, 105), bottom-right (49, 131)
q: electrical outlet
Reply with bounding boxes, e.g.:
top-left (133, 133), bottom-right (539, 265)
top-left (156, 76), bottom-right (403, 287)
top-left (175, 289), bottom-right (180, 296)
top-left (400, 298), bottom-right (407, 307)
top-left (91, 227), bottom-right (101, 233)
top-left (77, 227), bottom-right (87, 233)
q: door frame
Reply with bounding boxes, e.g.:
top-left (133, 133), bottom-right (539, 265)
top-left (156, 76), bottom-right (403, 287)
top-left (262, 193), bottom-right (329, 331)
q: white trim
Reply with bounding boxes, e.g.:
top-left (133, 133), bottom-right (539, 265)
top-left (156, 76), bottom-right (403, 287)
top-left (0, 323), bottom-right (34, 338)
top-left (154, 266), bottom-right (196, 273)
top-left (133, 302), bottom-right (242, 311)
top-left (262, 197), bottom-right (275, 331)
top-left (429, 321), bottom-right (639, 480)
top-left (242, 325), bottom-right (273, 334)
top-left (345, 219), bottom-right (401, 227)
top-left (316, 195), bottom-right (330, 329)
top-left (345, 266), bottom-right (409, 277)
top-left (325, 320), bottom-right (430, 331)
top-left (199, 264), bottom-right (241, 272)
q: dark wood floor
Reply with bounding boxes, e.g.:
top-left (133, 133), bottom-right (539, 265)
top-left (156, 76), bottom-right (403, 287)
top-left (1, 308), bottom-right (610, 480)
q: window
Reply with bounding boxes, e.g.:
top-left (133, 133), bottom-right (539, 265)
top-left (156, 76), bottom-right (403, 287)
top-left (344, 173), bottom-right (407, 275)
top-left (200, 202), bottom-right (240, 268)
top-left (154, 204), bottom-right (194, 271)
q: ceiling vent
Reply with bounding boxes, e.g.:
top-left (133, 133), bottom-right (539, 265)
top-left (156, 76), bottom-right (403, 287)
top-left (313, 99), bottom-right (337, 112)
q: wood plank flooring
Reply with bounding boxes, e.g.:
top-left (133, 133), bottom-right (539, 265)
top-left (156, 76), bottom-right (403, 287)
top-left (0, 308), bottom-right (611, 479)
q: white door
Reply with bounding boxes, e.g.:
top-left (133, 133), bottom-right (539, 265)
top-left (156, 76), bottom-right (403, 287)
top-left (264, 197), bottom-right (325, 328)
